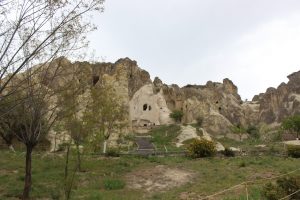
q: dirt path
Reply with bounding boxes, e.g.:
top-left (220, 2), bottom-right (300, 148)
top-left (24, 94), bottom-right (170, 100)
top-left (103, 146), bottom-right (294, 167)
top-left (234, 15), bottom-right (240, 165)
top-left (125, 165), bottom-right (194, 192)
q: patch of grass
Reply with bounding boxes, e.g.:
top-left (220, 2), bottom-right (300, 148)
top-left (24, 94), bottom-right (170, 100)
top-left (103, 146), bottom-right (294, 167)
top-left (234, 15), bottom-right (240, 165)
top-left (150, 124), bottom-right (181, 151)
top-left (103, 179), bottom-right (125, 190)
top-left (0, 147), bottom-right (299, 200)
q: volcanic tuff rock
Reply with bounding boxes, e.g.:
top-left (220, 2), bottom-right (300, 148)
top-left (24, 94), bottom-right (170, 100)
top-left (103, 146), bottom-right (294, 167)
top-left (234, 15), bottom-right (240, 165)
top-left (41, 58), bottom-right (300, 137)
top-left (253, 70), bottom-right (300, 124)
top-left (2, 57), bottom-right (300, 149)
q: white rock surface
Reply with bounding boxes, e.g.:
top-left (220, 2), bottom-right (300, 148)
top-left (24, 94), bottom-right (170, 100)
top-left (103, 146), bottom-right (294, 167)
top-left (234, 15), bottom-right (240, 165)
top-left (176, 125), bottom-right (200, 147)
top-left (129, 84), bottom-right (173, 128)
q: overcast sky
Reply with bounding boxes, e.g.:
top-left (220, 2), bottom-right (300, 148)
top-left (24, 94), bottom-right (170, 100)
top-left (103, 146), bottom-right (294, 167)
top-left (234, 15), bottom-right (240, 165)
top-left (88, 0), bottom-right (300, 100)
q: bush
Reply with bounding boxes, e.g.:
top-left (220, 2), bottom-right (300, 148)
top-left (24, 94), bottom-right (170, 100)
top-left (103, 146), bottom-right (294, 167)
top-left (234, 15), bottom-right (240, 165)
top-left (246, 125), bottom-right (260, 139)
top-left (103, 179), bottom-right (125, 190)
top-left (196, 116), bottom-right (204, 127)
top-left (286, 145), bottom-right (300, 158)
top-left (221, 147), bottom-right (235, 157)
top-left (262, 176), bottom-right (300, 200)
top-left (169, 110), bottom-right (184, 123)
top-left (187, 139), bottom-right (216, 158)
top-left (105, 148), bottom-right (120, 157)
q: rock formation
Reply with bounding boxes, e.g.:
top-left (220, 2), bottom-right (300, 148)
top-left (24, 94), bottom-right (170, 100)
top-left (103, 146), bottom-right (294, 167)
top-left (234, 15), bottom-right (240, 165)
top-left (2, 57), bottom-right (300, 149)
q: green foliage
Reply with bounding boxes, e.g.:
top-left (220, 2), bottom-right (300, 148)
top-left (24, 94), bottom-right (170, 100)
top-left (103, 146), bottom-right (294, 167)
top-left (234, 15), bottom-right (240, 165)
top-left (221, 147), bottom-right (235, 157)
top-left (246, 125), bottom-right (260, 139)
top-left (105, 148), bottom-right (120, 157)
top-left (262, 176), bottom-right (300, 200)
top-left (150, 124), bottom-right (181, 150)
top-left (286, 145), bottom-right (300, 158)
top-left (231, 124), bottom-right (246, 141)
top-left (239, 161), bottom-right (246, 168)
top-left (83, 84), bottom-right (127, 153)
top-left (169, 110), bottom-right (184, 123)
top-left (103, 179), bottom-right (125, 190)
top-left (187, 139), bottom-right (216, 158)
top-left (282, 115), bottom-right (300, 138)
top-left (196, 116), bottom-right (204, 127)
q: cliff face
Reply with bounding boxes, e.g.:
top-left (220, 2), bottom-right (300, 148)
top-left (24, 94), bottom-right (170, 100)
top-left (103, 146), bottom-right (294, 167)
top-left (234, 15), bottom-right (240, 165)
top-left (5, 57), bottom-right (299, 149)
top-left (44, 58), bottom-right (300, 139)
top-left (253, 70), bottom-right (300, 124)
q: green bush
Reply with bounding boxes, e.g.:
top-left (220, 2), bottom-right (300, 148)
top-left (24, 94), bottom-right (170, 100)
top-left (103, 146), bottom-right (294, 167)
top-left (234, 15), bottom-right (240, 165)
top-left (221, 147), bottom-right (235, 157)
top-left (105, 148), bottom-right (120, 157)
top-left (246, 125), bottom-right (260, 139)
top-left (286, 145), bottom-right (300, 158)
top-left (262, 176), bottom-right (300, 200)
top-left (187, 139), bottom-right (216, 158)
top-left (103, 179), bottom-right (125, 190)
top-left (169, 110), bottom-right (184, 123)
top-left (196, 116), bottom-right (204, 127)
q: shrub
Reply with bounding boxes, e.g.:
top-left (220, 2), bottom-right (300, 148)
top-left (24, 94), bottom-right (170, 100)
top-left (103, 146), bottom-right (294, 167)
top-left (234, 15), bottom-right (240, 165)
top-left (169, 110), bottom-right (184, 123)
top-left (187, 139), bottom-right (216, 158)
top-left (262, 176), bottom-right (300, 200)
top-left (221, 147), bottom-right (235, 157)
top-left (105, 148), bottom-right (120, 157)
top-left (196, 116), bottom-right (204, 127)
top-left (286, 145), bottom-right (300, 158)
top-left (103, 179), bottom-right (125, 190)
top-left (246, 125), bottom-right (260, 139)
top-left (239, 161), bottom-right (246, 168)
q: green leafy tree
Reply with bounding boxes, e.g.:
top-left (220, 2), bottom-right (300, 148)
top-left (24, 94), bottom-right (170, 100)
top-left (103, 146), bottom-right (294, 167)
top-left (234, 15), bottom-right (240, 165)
top-left (170, 110), bottom-right (184, 123)
top-left (282, 115), bottom-right (300, 139)
top-left (84, 83), bottom-right (127, 154)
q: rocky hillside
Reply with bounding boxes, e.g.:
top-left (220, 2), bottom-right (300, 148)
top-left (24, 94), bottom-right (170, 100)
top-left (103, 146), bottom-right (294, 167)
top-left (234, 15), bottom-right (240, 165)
top-left (2, 57), bottom-right (300, 149)
top-left (50, 58), bottom-right (300, 133)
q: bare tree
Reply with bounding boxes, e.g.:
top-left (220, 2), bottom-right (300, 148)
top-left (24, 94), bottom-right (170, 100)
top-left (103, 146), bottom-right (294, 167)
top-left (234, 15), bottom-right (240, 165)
top-left (0, 0), bottom-right (104, 199)
top-left (0, 0), bottom-right (104, 100)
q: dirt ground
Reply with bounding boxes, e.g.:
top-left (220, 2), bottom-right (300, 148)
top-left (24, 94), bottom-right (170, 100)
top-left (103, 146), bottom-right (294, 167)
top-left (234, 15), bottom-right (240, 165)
top-left (125, 165), bottom-right (194, 192)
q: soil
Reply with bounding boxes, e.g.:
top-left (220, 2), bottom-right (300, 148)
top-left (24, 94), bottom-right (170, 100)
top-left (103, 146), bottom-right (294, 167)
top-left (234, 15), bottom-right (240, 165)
top-left (125, 165), bottom-right (194, 192)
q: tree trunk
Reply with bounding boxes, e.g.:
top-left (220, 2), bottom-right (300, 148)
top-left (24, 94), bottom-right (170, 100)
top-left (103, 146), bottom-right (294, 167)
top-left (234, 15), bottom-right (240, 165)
top-left (103, 140), bottom-right (107, 154)
top-left (75, 143), bottom-right (81, 172)
top-left (22, 145), bottom-right (33, 200)
top-left (64, 145), bottom-right (70, 200)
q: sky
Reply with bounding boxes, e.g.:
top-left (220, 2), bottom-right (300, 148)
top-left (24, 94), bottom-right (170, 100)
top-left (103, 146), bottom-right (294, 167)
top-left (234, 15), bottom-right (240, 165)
top-left (88, 0), bottom-right (300, 100)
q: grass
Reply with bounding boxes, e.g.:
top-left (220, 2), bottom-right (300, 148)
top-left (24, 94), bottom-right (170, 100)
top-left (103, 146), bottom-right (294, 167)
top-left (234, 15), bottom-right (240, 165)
top-left (149, 124), bottom-right (182, 151)
top-left (103, 178), bottom-right (126, 190)
top-left (0, 148), bottom-right (299, 200)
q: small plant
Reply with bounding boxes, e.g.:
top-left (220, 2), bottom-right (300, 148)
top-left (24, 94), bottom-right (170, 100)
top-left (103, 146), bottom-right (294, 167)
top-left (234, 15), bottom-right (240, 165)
top-left (105, 148), bottom-right (120, 157)
top-left (187, 139), bottom-right (216, 158)
top-left (169, 110), bottom-right (184, 123)
top-left (246, 125), bottom-right (260, 139)
top-left (103, 179), bottom-right (125, 190)
top-left (262, 175), bottom-right (300, 200)
top-left (286, 145), bottom-right (300, 158)
top-left (221, 147), bottom-right (235, 157)
top-left (282, 115), bottom-right (300, 139)
top-left (196, 116), bottom-right (204, 127)
top-left (239, 161), bottom-right (246, 168)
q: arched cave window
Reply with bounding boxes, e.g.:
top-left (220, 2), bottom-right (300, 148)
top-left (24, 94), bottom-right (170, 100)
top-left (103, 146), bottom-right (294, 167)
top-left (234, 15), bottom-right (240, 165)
top-left (218, 107), bottom-right (222, 111)
top-left (143, 104), bottom-right (148, 111)
top-left (216, 101), bottom-right (219, 104)
top-left (92, 75), bottom-right (99, 86)
top-left (149, 105), bottom-right (152, 111)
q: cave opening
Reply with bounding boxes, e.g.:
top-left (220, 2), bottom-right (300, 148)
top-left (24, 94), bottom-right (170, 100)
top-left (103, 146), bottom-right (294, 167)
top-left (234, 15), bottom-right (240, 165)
top-left (143, 104), bottom-right (148, 111)
top-left (92, 75), bottom-right (99, 86)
